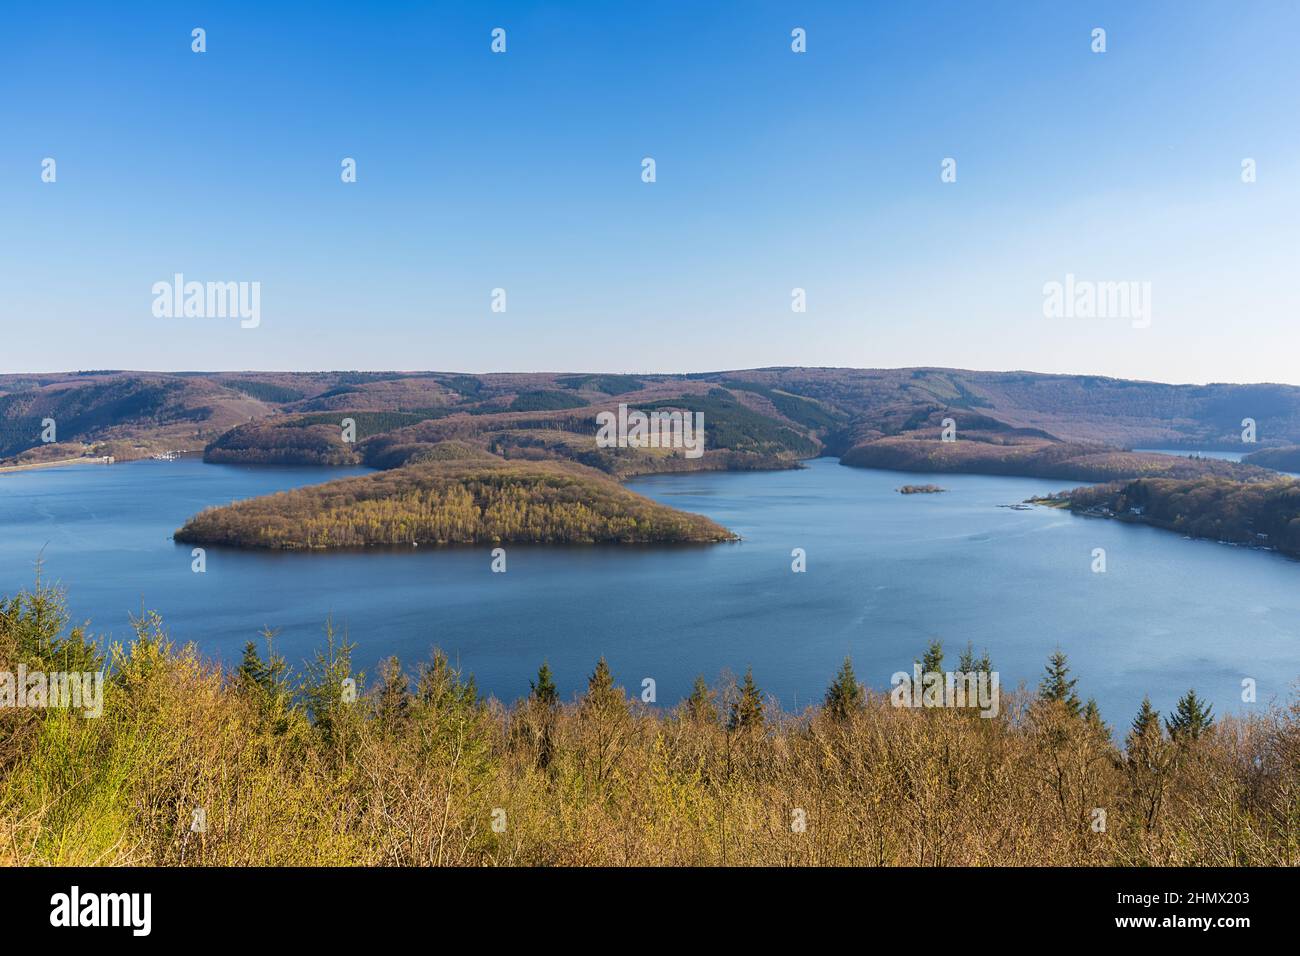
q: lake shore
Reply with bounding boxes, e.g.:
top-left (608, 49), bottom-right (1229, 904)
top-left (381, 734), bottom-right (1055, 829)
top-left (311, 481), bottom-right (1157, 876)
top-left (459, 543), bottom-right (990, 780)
top-left (0, 456), bottom-right (114, 475)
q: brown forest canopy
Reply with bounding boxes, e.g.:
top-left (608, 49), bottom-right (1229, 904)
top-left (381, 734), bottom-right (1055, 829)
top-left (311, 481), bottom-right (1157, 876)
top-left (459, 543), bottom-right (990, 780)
top-left (174, 459), bottom-right (736, 549)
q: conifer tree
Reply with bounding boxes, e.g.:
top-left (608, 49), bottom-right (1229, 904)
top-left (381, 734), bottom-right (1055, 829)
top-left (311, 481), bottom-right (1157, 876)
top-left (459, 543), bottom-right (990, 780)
top-left (301, 616), bottom-right (361, 750)
top-left (957, 641), bottom-right (992, 675)
top-left (0, 570), bottom-right (103, 673)
top-left (1166, 689), bottom-right (1213, 741)
top-left (685, 675), bottom-right (718, 724)
top-left (1128, 696), bottom-right (1161, 745)
top-left (1038, 649), bottom-right (1081, 716)
top-left (824, 656), bottom-right (865, 720)
top-left (579, 657), bottom-right (629, 789)
top-left (1082, 697), bottom-right (1109, 735)
top-left (237, 640), bottom-right (268, 691)
top-left (1125, 695), bottom-right (1171, 830)
top-left (530, 661), bottom-right (558, 707)
top-left (372, 655), bottom-right (410, 729)
top-left (918, 639), bottom-right (944, 675)
top-left (237, 627), bottom-right (296, 733)
top-left (728, 668), bottom-right (764, 731)
top-left (582, 656), bottom-right (626, 717)
top-left (526, 661), bottom-right (559, 770)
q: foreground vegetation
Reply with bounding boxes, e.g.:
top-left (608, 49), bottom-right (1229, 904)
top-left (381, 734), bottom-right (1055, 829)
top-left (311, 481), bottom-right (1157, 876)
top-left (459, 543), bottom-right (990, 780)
top-left (174, 459), bottom-right (735, 548)
top-left (2, 582), bottom-right (1295, 866)
top-left (1043, 476), bottom-right (1300, 558)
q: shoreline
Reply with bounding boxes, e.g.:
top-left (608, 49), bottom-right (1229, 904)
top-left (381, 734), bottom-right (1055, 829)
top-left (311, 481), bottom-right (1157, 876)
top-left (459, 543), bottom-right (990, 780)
top-left (0, 456), bottom-right (114, 475)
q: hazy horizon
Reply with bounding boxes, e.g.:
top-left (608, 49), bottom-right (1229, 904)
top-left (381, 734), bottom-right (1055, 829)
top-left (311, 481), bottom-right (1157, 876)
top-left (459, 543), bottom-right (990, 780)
top-left (7, 364), bottom-right (1300, 391)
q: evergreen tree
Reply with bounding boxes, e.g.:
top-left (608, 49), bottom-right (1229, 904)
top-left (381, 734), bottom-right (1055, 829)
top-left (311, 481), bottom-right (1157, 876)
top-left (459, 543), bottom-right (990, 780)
top-left (530, 661), bottom-right (558, 707)
top-left (1166, 689), bottom-right (1213, 741)
top-left (301, 616), bottom-right (361, 749)
top-left (372, 655), bottom-right (410, 729)
top-left (1128, 696), bottom-right (1161, 745)
top-left (417, 648), bottom-right (478, 711)
top-left (1125, 695), bottom-right (1171, 830)
top-left (237, 640), bottom-right (268, 691)
top-left (579, 658), bottom-right (629, 789)
top-left (525, 661), bottom-right (559, 770)
top-left (583, 656), bottom-right (625, 716)
top-left (957, 641), bottom-right (992, 675)
top-left (0, 569), bottom-right (103, 673)
top-left (917, 639), bottom-right (944, 675)
top-left (1038, 649), bottom-right (1081, 716)
top-left (824, 656), bottom-right (865, 720)
top-left (728, 668), bottom-right (765, 731)
top-left (237, 627), bottom-right (296, 733)
top-left (685, 675), bottom-right (718, 724)
top-left (1082, 697), bottom-right (1109, 735)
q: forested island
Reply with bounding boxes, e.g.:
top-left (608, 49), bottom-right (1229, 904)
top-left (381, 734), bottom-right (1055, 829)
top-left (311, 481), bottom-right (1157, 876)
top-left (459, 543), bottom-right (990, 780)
top-left (1037, 477), bottom-right (1300, 558)
top-left (175, 458), bottom-right (736, 548)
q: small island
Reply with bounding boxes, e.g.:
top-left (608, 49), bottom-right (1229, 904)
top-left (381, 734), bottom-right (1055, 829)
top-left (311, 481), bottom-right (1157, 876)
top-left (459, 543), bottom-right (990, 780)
top-left (175, 458), bottom-right (736, 549)
top-left (898, 484), bottom-right (947, 494)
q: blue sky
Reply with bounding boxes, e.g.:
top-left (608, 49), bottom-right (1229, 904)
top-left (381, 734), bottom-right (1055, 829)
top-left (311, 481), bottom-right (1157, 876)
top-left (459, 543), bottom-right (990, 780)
top-left (2, 1), bottom-right (1297, 383)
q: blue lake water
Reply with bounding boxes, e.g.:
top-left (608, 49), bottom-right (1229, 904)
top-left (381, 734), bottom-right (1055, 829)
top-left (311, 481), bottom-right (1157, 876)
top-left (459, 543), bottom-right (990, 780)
top-left (1135, 448), bottom-right (1246, 463)
top-left (1, 457), bottom-right (1296, 728)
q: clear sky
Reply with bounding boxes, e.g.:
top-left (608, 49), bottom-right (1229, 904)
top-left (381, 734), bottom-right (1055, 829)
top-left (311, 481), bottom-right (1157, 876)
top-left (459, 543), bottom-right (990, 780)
top-left (2, 1), bottom-right (1297, 383)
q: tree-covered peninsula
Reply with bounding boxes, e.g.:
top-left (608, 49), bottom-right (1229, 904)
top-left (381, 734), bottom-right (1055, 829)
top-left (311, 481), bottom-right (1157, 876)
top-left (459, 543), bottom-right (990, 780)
top-left (1038, 476), bottom-right (1300, 557)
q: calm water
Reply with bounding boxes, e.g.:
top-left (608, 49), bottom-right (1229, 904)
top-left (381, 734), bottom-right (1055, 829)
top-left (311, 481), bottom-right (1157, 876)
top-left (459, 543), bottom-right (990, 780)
top-left (1135, 448), bottom-right (1246, 463)
top-left (1, 457), bottom-right (1296, 727)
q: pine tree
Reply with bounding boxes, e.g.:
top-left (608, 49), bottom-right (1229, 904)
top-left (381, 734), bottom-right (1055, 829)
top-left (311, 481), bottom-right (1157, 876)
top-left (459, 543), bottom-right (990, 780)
top-left (918, 639), bottom-right (944, 676)
top-left (957, 641), bottom-right (992, 675)
top-left (579, 657), bottom-right (629, 789)
top-left (301, 616), bottom-right (361, 750)
top-left (530, 661), bottom-right (558, 707)
top-left (0, 569), bottom-right (103, 673)
top-left (372, 655), bottom-right (410, 729)
top-left (824, 656), bottom-right (865, 720)
top-left (237, 627), bottom-right (296, 733)
top-left (1125, 695), bottom-right (1170, 830)
top-left (685, 675), bottom-right (718, 724)
top-left (417, 649), bottom-right (478, 712)
top-left (1038, 649), bottom-right (1081, 716)
top-left (1082, 697), bottom-right (1109, 735)
top-left (1166, 689), bottom-right (1213, 741)
top-left (1128, 696), bottom-right (1161, 745)
top-left (525, 661), bottom-right (559, 770)
top-left (237, 640), bottom-right (268, 691)
top-left (583, 657), bottom-right (625, 716)
top-left (728, 668), bottom-right (764, 731)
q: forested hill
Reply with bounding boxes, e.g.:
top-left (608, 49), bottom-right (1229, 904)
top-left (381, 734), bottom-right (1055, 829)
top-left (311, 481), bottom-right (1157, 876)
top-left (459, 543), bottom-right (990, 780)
top-left (6, 368), bottom-right (1300, 483)
top-left (1243, 445), bottom-right (1300, 473)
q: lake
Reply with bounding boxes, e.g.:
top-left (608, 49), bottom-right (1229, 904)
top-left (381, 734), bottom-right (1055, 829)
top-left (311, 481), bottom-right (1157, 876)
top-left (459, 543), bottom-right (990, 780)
top-left (1, 457), bottom-right (1296, 728)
